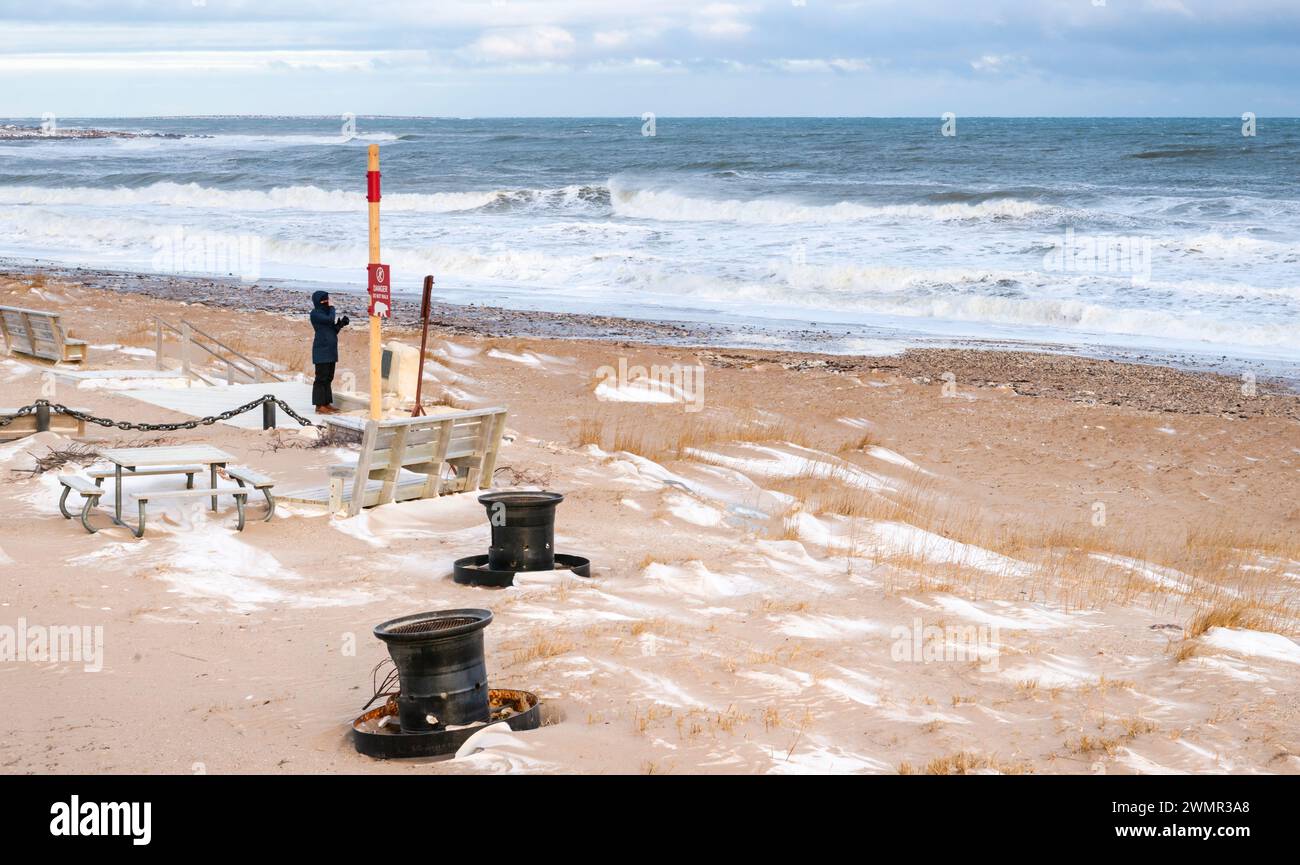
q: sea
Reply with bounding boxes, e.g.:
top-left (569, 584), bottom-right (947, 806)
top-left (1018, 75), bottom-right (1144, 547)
top-left (1, 116), bottom-right (1297, 368)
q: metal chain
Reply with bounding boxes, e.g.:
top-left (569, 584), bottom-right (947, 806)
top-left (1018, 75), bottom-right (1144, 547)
top-left (0, 396), bottom-right (320, 430)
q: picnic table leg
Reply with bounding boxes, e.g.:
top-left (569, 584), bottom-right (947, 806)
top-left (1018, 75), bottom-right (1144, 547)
top-left (115, 465), bottom-right (123, 525)
top-left (210, 464), bottom-right (219, 511)
top-left (80, 498), bottom-right (100, 535)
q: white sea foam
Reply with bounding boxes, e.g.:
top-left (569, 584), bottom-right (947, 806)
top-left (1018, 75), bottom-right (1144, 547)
top-left (609, 181), bottom-right (1052, 224)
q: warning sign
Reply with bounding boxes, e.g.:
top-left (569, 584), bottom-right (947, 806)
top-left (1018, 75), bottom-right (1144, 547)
top-left (367, 262), bottom-right (391, 318)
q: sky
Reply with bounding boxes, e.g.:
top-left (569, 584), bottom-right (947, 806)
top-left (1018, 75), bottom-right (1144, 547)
top-left (1, 0), bottom-right (1298, 117)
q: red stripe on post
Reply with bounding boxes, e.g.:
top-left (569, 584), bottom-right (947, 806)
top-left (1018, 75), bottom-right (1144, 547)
top-left (366, 170), bottom-right (382, 202)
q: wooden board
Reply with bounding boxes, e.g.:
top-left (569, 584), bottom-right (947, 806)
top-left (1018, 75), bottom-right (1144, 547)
top-left (0, 305), bottom-right (83, 363)
top-left (279, 477), bottom-right (429, 508)
top-left (98, 444), bottom-right (235, 467)
top-left (302, 407), bottom-right (507, 515)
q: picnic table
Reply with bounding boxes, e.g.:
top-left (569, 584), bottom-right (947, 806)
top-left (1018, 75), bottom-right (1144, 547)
top-left (97, 444), bottom-right (236, 531)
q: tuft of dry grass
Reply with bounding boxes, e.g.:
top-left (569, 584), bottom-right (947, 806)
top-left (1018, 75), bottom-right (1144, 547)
top-left (574, 415), bottom-right (606, 448)
top-left (907, 751), bottom-right (1033, 775)
top-left (509, 634), bottom-right (574, 666)
top-left (1185, 601), bottom-right (1273, 639)
top-left (1067, 716), bottom-right (1158, 757)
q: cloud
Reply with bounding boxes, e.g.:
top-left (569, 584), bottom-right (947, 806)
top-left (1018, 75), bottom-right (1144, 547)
top-left (593, 30), bottom-right (630, 49)
top-left (772, 58), bottom-right (873, 74)
top-left (970, 54), bottom-right (1027, 73)
top-left (466, 25), bottom-right (577, 61)
top-left (690, 4), bottom-right (753, 40)
top-left (1, 0), bottom-right (1299, 114)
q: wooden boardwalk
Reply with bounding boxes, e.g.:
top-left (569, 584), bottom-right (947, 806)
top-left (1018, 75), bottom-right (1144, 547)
top-left (118, 381), bottom-right (326, 429)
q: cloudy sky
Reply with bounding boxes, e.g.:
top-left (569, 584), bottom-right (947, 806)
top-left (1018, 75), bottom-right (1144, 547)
top-left (2, 0), bottom-right (1297, 117)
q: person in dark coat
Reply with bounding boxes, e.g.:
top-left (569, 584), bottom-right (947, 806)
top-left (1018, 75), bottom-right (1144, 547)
top-left (309, 290), bottom-right (349, 413)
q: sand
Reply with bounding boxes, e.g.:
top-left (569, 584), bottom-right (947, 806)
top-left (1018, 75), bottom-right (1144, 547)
top-left (1, 270), bottom-right (1298, 775)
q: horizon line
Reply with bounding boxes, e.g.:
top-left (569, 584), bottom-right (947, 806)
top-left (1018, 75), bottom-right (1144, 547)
top-left (3, 114), bottom-right (1297, 121)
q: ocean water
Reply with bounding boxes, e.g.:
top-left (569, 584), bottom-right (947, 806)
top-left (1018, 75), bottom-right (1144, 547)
top-left (1, 116), bottom-right (1297, 363)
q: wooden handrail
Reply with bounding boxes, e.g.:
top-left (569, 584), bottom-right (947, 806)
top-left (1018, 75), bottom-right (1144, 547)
top-left (154, 317), bottom-right (285, 384)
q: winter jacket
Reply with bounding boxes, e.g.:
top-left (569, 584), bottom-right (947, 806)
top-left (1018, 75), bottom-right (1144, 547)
top-left (310, 290), bottom-right (349, 364)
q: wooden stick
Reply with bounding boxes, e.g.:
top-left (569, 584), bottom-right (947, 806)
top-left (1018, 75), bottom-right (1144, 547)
top-left (368, 144), bottom-right (382, 421)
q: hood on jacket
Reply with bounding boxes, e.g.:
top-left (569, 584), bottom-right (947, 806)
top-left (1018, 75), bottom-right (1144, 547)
top-left (311, 290), bottom-right (330, 309)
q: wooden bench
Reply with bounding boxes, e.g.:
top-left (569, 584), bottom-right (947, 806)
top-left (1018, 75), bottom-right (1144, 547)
top-left (227, 466), bottom-right (276, 521)
top-left (281, 407), bottom-right (506, 517)
top-left (58, 475), bottom-right (106, 533)
top-left (0, 405), bottom-right (89, 441)
top-left (0, 305), bottom-right (87, 363)
top-left (89, 464), bottom-right (204, 488)
top-left (129, 488), bottom-right (250, 538)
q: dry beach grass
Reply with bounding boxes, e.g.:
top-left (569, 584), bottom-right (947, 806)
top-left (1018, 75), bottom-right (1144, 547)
top-left (0, 271), bottom-right (1297, 775)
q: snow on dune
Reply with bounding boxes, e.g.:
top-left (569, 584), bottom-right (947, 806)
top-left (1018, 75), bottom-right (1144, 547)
top-left (932, 595), bottom-right (1088, 631)
top-left (487, 348), bottom-right (544, 367)
top-left (684, 442), bottom-right (892, 492)
top-left (640, 560), bottom-right (765, 599)
top-left (1201, 627), bottom-right (1300, 665)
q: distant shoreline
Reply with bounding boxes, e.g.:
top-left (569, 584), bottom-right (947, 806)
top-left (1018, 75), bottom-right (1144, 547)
top-left (0, 124), bottom-right (189, 141)
top-left (6, 260), bottom-right (1298, 418)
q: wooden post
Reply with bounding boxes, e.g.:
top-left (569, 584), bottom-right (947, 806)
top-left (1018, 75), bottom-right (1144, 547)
top-left (180, 321), bottom-right (192, 376)
top-left (367, 144), bottom-right (382, 421)
top-left (412, 275), bottom-right (434, 417)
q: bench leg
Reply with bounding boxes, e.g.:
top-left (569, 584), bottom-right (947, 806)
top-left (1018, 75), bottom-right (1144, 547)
top-left (186, 472), bottom-right (195, 490)
top-left (234, 496), bottom-right (246, 532)
top-left (59, 485), bottom-right (74, 519)
top-left (261, 489), bottom-right (276, 522)
top-left (134, 500), bottom-right (147, 538)
top-left (210, 465), bottom-right (219, 511)
top-left (328, 477), bottom-right (343, 515)
top-left (79, 497), bottom-right (100, 534)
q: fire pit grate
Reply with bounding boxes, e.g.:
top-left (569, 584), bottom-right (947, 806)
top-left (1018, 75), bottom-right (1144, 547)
top-left (388, 615), bottom-right (481, 635)
top-left (373, 609), bottom-right (493, 641)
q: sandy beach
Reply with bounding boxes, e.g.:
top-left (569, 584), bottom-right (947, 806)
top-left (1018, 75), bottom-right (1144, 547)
top-left (1, 269), bottom-right (1297, 775)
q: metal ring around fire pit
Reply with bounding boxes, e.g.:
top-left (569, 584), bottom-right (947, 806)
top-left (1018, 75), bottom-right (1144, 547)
top-left (452, 553), bottom-right (592, 588)
top-left (351, 688), bottom-right (542, 759)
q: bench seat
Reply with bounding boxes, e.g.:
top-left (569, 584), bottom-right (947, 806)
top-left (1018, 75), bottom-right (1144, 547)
top-left (130, 488), bottom-right (249, 503)
top-left (129, 487), bottom-right (250, 537)
top-left (58, 475), bottom-right (106, 533)
top-left (89, 464), bottom-right (205, 488)
top-left (226, 466), bottom-right (276, 521)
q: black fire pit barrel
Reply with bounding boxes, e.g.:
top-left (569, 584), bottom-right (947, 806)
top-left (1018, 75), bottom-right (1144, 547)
top-left (479, 491), bottom-right (565, 572)
top-left (373, 609), bottom-right (493, 733)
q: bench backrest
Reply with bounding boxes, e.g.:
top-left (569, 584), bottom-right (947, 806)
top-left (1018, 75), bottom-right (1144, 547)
top-left (0, 305), bottom-right (67, 361)
top-left (344, 407), bottom-right (507, 516)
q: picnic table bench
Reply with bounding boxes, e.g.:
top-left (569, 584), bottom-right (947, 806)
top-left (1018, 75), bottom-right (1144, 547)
top-left (56, 444), bottom-right (276, 537)
top-left (129, 487), bottom-right (250, 538)
top-left (57, 475), bottom-right (105, 533)
top-left (0, 305), bottom-right (87, 363)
